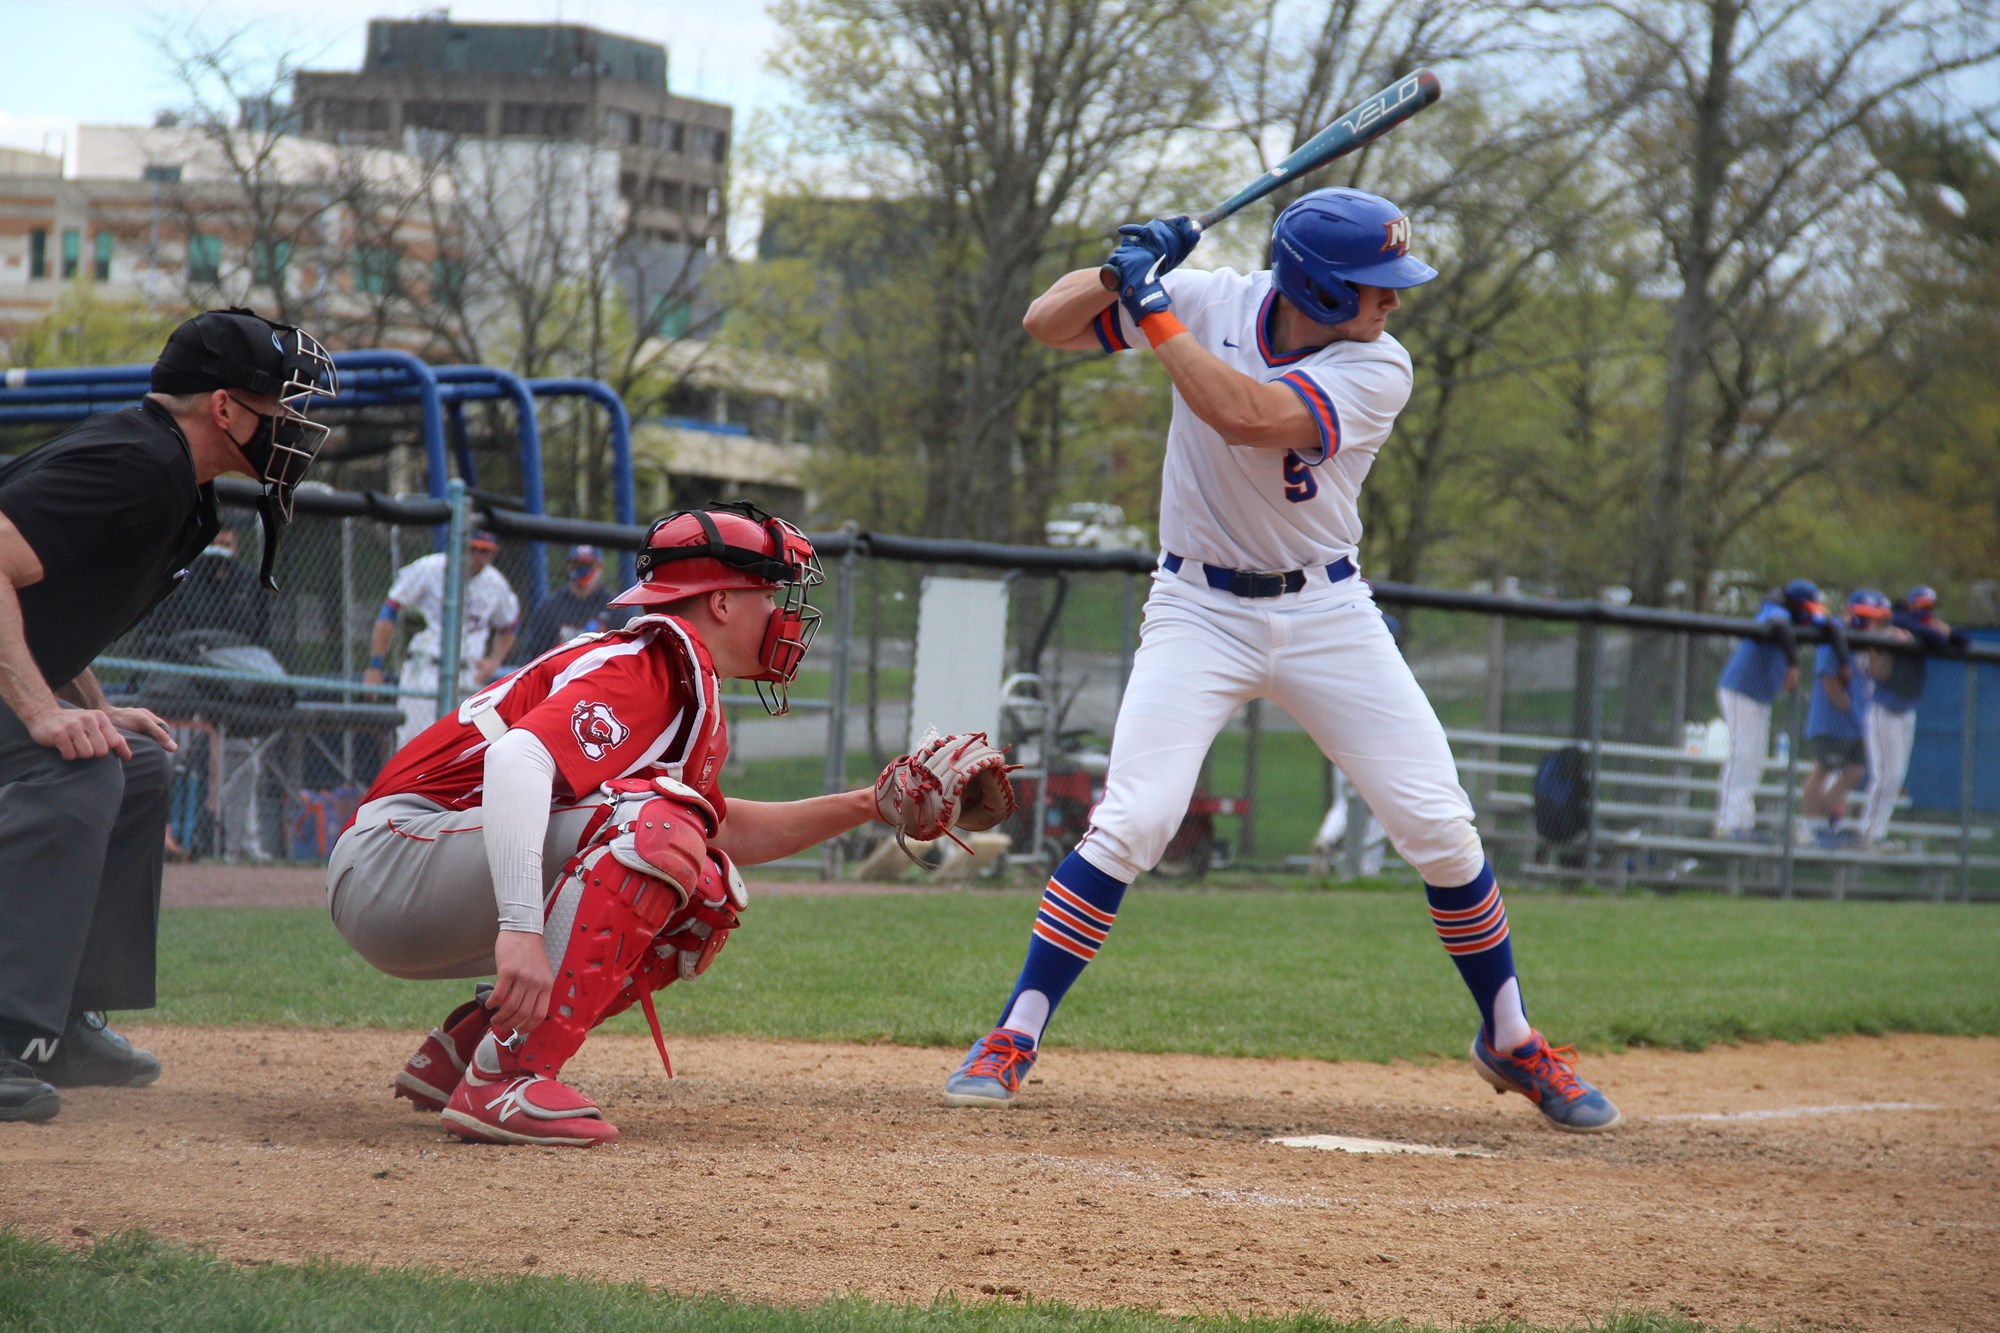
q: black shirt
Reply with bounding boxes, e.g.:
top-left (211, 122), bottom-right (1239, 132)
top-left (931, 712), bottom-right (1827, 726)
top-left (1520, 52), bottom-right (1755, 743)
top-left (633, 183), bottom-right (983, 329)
top-left (145, 549), bottom-right (267, 645)
top-left (509, 583), bottom-right (623, 664)
top-left (0, 399), bottom-right (220, 688)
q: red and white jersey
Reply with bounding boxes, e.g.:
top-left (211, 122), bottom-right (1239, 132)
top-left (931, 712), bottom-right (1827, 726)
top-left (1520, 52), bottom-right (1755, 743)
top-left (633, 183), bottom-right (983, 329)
top-left (358, 614), bottom-right (728, 820)
top-left (1094, 266), bottom-right (1413, 571)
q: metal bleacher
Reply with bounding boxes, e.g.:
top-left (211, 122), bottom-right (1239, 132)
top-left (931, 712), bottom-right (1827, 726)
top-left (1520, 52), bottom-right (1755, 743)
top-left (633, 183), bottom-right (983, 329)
top-left (1451, 729), bottom-right (1998, 901)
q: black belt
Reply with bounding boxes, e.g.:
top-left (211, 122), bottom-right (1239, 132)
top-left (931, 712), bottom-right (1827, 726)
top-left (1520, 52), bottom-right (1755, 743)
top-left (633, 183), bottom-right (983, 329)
top-left (1162, 551), bottom-right (1356, 599)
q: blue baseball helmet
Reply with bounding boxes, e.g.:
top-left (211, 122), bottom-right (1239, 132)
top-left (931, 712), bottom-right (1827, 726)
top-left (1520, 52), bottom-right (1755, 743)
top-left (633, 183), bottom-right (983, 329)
top-left (1847, 588), bottom-right (1892, 623)
top-left (1781, 578), bottom-right (1822, 610)
top-left (1906, 584), bottom-right (1938, 611)
top-left (1270, 188), bottom-right (1437, 325)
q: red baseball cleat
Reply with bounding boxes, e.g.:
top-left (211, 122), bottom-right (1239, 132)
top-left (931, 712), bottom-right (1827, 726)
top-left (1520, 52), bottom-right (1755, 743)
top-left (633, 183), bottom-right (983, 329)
top-left (440, 1068), bottom-right (620, 1147)
top-left (392, 996), bottom-right (492, 1112)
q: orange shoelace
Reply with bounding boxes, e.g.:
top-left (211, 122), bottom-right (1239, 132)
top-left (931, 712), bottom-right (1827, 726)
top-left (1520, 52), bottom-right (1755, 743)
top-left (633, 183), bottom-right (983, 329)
top-left (1522, 1040), bottom-right (1585, 1099)
top-left (966, 1036), bottom-right (1035, 1087)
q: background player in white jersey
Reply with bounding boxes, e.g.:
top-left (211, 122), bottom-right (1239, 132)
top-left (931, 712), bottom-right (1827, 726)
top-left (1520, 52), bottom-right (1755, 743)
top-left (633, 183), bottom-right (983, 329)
top-left (328, 502), bottom-right (1007, 1147)
top-left (362, 530), bottom-right (521, 748)
top-left (942, 188), bottom-right (1619, 1132)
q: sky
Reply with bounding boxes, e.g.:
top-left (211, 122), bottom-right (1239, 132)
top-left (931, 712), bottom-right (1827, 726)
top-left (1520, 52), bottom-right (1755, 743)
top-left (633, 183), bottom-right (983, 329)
top-left (0, 0), bottom-right (788, 167)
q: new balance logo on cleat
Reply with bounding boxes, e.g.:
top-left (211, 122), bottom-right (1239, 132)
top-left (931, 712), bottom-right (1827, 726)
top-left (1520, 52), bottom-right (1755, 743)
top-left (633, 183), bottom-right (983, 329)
top-left (440, 1071), bottom-right (620, 1147)
top-left (20, 1037), bottom-right (58, 1063)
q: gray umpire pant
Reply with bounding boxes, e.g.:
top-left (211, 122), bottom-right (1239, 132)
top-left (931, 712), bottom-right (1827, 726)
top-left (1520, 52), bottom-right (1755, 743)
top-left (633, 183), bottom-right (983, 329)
top-left (0, 704), bottom-right (172, 1038)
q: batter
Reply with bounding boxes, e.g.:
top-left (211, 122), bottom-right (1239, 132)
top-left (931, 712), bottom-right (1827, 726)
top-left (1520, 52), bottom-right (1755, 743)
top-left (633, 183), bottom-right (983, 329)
top-left (942, 188), bottom-right (1620, 1131)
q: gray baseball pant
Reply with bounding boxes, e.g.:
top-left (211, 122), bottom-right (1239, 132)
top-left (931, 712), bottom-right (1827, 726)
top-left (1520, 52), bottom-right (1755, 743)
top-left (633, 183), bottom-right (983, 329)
top-left (0, 705), bottom-right (171, 1037)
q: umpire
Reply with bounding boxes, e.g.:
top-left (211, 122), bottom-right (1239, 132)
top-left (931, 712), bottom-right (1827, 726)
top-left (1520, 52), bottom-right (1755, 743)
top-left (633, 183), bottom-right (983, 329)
top-left (0, 308), bottom-right (336, 1123)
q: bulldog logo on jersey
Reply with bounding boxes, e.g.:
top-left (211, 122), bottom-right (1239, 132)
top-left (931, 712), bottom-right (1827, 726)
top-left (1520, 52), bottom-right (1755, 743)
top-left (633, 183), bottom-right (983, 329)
top-left (570, 701), bottom-right (630, 761)
top-left (1381, 214), bottom-right (1412, 256)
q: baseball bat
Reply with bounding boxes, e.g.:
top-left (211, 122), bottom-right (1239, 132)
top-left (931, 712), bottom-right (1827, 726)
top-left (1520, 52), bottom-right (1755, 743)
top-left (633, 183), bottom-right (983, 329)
top-left (1097, 68), bottom-right (1442, 291)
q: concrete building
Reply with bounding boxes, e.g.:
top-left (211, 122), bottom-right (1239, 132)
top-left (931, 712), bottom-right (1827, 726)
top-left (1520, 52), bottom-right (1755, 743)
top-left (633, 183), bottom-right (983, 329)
top-left (293, 18), bottom-right (729, 255)
top-left (631, 339), bottom-right (825, 519)
top-left (0, 125), bottom-right (443, 344)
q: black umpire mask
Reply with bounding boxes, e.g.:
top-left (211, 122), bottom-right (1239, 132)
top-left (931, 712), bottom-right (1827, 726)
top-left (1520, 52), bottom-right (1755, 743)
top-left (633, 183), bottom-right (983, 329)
top-left (152, 308), bottom-right (338, 590)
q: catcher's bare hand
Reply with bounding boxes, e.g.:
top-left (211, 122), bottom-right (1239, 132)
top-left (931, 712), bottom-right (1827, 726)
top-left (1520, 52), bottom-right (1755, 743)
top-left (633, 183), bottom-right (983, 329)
top-left (488, 929), bottom-right (552, 1037)
top-left (874, 730), bottom-right (1019, 852)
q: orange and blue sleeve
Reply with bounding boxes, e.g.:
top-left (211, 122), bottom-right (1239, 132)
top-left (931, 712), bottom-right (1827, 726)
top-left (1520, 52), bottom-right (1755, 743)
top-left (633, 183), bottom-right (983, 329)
top-left (1276, 372), bottom-right (1340, 465)
top-left (1092, 305), bottom-right (1132, 353)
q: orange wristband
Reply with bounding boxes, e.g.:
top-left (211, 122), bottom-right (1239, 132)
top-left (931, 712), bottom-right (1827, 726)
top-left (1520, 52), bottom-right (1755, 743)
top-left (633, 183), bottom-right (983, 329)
top-left (1139, 311), bottom-right (1187, 348)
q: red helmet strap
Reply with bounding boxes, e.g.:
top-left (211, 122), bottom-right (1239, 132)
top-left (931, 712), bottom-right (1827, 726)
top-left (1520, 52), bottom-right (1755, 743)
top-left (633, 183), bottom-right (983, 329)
top-left (636, 505), bottom-right (792, 585)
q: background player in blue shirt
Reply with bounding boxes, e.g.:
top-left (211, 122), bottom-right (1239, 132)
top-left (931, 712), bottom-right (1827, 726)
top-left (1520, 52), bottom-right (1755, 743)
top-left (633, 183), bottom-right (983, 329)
top-left (1712, 580), bottom-right (1846, 839)
top-left (1857, 586), bottom-right (1966, 851)
top-left (1801, 590), bottom-right (1890, 846)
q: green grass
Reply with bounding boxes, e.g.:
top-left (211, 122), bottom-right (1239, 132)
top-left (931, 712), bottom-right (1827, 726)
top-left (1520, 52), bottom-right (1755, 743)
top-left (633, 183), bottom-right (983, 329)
top-left (152, 892), bottom-right (2000, 1061)
top-left (0, 1231), bottom-right (1756, 1333)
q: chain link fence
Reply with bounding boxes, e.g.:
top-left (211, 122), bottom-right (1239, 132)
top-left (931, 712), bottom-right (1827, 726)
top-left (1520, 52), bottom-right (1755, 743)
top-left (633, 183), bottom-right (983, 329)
top-left (92, 480), bottom-right (2000, 899)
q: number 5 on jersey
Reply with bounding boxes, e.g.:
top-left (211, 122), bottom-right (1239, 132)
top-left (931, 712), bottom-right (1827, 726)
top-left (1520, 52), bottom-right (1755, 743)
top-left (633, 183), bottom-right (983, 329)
top-left (1282, 450), bottom-right (1319, 503)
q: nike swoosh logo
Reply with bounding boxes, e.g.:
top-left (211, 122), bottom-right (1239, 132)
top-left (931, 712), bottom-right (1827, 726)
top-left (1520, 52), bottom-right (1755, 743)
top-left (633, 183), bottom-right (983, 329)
top-left (1222, 338), bottom-right (1238, 348)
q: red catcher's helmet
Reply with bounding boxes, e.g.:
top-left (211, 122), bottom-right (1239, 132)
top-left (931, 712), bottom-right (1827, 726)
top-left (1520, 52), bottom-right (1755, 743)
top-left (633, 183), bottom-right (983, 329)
top-left (609, 501), bottom-right (824, 714)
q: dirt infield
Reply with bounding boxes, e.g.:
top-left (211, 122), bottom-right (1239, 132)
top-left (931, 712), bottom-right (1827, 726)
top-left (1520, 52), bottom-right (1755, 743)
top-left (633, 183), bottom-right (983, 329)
top-left (6, 1027), bottom-right (1994, 1330)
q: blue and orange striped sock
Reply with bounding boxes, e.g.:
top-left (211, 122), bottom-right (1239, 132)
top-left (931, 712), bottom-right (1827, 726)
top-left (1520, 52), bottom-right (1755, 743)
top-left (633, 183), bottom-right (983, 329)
top-left (995, 851), bottom-right (1127, 1044)
top-left (1425, 862), bottom-right (1533, 1052)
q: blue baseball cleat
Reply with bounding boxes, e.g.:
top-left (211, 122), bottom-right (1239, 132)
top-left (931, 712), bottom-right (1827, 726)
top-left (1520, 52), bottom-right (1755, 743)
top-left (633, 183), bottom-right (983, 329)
top-left (1471, 1031), bottom-right (1622, 1133)
top-left (942, 1028), bottom-right (1038, 1108)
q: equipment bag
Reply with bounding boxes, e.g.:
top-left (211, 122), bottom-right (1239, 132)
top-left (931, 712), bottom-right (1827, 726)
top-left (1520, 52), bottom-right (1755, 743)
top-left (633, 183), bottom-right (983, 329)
top-left (1532, 745), bottom-right (1593, 844)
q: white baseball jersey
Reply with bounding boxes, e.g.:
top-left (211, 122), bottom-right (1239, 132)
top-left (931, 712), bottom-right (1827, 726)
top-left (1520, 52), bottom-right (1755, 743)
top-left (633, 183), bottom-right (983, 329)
top-left (386, 552), bottom-right (521, 661)
top-left (1094, 266), bottom-right (1412, 572)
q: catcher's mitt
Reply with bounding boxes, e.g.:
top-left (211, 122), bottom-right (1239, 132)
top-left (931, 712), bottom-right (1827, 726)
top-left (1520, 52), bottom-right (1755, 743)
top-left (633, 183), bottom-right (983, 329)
top-left (875, 729), bottom-right (1019, 860)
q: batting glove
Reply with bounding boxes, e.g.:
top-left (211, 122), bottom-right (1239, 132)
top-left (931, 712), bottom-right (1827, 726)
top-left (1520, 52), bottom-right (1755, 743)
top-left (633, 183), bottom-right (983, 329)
top-left (1106, 241), bottom-right (1172, 325)
top-left (1116, 217), bottom-right (1201, 275)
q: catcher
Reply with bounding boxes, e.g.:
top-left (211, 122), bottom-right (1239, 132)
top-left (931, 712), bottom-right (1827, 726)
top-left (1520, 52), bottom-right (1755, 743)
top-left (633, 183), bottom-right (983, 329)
top-left (325, 501), bottom-right (1014, 1147)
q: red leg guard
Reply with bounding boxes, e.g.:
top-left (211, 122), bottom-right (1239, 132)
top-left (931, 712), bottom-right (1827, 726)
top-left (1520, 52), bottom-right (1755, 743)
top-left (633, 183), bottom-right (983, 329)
top-left (503, 845), bottom-right (683, 1079)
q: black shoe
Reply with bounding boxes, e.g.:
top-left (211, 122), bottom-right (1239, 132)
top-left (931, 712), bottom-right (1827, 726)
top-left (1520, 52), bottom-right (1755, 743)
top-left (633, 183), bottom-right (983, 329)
top-left (26, 1012), bottom-right (161, 1088)
top-left (0, 1057), bottom-right (60, 1123)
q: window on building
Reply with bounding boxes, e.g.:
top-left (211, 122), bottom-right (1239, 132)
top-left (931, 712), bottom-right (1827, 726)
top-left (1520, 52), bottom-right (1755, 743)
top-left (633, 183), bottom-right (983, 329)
top-left (791, 404), bottom-right (820, 445)
top-left (430, 257), bottom-right (465, 301)
top-left (662, 380), bottom-right (712, 420)
top-left (407, 100), bottom-right (486, 134)
top-left (253, 239), bottom-right (291, 289)
top-left (141, 163), bottom-right (182, 184)
top-left (501, 102), bottom-right (539, 135)
top-left (602, 108), bottom-right (640, 145)
top-left (28, 229), bottom-right (46, 280)
top-left (92, 232), bottom-right (113, 282)
top-left (187, 233), bottom-right (222, 285)
top-left (60, 228), bottom-right (80, 280)
top-left (705, 187), bottom-right (722, 218)
top-left (665, 120), bottom-right (685, 153)
top-left (353, 245), bottom-right (401, 295)
top-left (648, 295), bottom-right (692, 339)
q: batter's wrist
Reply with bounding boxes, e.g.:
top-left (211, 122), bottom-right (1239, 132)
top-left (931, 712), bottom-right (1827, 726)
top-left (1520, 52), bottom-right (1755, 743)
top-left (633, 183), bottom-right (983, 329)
top-left (1139, 311), bottom-right (1187, 348)
top-left (367, 654), bottom-right (386, 671)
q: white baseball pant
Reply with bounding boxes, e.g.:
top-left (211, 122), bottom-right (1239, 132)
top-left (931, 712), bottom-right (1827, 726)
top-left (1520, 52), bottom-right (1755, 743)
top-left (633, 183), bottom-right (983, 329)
top-left (394, 654), bottom-right (483, 749)
top-left (1714, 687), bottom-right (1772, 835)
top-left (1860, 705), bottom-right (1917, 844)
top-left (1078, 567), bottom-right (1484, 888)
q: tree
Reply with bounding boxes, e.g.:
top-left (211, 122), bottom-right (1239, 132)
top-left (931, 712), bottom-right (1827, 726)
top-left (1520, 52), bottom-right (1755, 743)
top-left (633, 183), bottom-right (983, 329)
top-left (1584, 0), bottom-right (2000, 610)
top-left (770, 0), bottom-right (1229, 542)
top-left (0, 281), bottom-right (186, 369)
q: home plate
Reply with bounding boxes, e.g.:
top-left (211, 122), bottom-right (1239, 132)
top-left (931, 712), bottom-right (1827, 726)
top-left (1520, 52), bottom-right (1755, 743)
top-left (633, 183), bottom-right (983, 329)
top-left (1268, 1134), bottom-right (1492, 1157)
